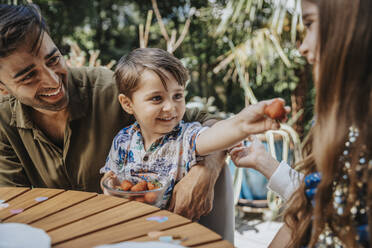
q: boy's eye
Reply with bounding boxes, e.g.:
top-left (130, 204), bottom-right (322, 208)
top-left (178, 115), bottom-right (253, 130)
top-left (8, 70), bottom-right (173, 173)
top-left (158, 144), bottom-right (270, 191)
top-left (174, 93), bottom-right (184, 100)
top-left (150, 96), bottom-right (162, 102)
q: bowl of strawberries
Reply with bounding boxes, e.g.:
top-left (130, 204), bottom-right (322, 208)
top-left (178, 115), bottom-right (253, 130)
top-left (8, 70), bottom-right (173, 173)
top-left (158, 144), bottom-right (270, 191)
top-left (102, 176), bottom-right (167, 208)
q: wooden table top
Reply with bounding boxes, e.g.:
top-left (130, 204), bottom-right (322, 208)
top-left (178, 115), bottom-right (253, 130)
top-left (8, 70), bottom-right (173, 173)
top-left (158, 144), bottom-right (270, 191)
top-left (0, 187), bottom-right (233, 248)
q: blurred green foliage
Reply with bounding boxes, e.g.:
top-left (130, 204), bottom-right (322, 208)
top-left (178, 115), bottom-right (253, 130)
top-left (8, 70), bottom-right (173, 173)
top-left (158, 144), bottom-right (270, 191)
top-left (21, 0), bottom-right (313, 134)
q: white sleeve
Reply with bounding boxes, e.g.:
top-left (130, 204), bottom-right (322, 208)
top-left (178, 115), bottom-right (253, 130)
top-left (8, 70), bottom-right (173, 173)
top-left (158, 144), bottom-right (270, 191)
top-left (266, 161), bottom-right (304, 202)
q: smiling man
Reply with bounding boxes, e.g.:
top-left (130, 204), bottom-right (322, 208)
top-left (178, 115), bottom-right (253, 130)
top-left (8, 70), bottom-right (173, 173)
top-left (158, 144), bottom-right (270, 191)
top-left (0, 3), bottom-right (234, 243)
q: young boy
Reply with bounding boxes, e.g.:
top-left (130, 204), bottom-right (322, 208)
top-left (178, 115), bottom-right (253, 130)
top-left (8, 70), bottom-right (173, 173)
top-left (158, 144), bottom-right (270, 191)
top-left (100, 48), bottom-right (282, 208)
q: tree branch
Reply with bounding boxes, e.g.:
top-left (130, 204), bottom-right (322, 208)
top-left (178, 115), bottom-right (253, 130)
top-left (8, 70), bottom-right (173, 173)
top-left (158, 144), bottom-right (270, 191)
top-left (144, 10), bottom-right (153, 47)
top-left (151, 0), bottom-right (169, 41)
top-left (173, 8), bottom-right (195, 51)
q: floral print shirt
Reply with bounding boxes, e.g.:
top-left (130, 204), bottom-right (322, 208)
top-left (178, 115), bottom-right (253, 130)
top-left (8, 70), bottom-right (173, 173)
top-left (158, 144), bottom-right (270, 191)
top-left (100, 121), bottom-right (207, 208)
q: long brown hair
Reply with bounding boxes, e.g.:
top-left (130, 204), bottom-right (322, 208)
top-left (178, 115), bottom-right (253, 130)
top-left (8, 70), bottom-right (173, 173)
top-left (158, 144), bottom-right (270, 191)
top-left (284, 0), bottom-right (372, 247)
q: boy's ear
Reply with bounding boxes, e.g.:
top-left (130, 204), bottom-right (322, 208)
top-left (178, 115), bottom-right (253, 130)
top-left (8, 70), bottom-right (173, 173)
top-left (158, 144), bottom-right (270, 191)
top-left (118, 94), bottom-right (134, 114)
top-left (0, 81), bottom-right (9, 95)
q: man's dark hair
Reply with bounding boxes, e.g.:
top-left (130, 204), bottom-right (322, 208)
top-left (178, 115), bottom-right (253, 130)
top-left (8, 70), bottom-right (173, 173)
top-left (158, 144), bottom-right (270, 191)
top-left (0, 4), bottom-right (48, 58)
top-left (114, 48), bottom-right (189, 98)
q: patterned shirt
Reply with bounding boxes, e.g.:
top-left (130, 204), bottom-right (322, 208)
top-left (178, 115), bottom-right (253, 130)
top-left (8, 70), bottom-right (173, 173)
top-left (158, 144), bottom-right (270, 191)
top-left (100, 121), bottom-right (207, 208)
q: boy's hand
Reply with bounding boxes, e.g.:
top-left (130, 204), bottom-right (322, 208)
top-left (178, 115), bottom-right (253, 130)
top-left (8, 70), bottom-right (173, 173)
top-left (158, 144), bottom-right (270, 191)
top-left (229, 135), bottom-right (280, 179)
top-left (237, 99), bottom-right (290, 135)
top-left (100, 171), bottom-right (120, 195)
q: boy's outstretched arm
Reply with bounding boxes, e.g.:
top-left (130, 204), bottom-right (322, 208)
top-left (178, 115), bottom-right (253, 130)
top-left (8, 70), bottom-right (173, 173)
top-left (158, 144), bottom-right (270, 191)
top-left (196, 100), bottom-right (285, 156)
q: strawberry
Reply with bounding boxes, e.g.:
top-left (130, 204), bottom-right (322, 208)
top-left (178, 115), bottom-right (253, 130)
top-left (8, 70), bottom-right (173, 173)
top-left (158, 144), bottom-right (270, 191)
top-left (144, 192), bottom-right (157, 204)
top-left (147, 182), bottom-right (156, 190)
top-left (130, 181), bottom-right (147, 192)
top-left (264, 99), bottom-right (286, 120)
top-left (120, 180), bottom-right (133, 191)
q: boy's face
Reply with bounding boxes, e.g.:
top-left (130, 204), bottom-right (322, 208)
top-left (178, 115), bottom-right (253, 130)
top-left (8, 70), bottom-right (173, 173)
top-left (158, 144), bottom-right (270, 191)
top-left (120, 69), bottom-right (186, 140)
top-left (0, 33), bottom-right (69, 112)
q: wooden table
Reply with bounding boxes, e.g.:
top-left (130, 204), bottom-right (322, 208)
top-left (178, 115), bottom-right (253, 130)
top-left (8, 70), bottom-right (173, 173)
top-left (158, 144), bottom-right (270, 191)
top-left (0, 187), bottom-right (233, 248)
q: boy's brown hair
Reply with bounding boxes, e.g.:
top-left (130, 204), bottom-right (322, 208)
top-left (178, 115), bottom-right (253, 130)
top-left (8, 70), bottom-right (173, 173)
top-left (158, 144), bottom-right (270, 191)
top-left (114, 48), bottom-right (189, 98)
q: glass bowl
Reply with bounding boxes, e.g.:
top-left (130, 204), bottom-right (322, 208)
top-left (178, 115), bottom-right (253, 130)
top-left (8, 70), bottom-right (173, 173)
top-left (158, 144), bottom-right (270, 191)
top-left (102, 177), bottom-right (167, 208)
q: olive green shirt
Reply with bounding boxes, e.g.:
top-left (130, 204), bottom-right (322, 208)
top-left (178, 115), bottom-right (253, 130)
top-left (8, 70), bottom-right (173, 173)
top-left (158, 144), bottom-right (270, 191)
top-left (0, 66), bottom-right (211, 193)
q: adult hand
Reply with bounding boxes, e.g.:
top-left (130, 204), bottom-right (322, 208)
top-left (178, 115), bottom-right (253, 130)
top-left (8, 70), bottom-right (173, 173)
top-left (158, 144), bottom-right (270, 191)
top-left (168, 151), bottom-right (226, 221)
top-left (230, 135), bottom-right (280, 179)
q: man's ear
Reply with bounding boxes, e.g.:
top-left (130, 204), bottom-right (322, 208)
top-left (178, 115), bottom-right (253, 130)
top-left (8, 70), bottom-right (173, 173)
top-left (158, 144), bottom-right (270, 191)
top-left (118, 94), bottom-right (134, 114)
top-left (0, 81), bottom-right (9, 95)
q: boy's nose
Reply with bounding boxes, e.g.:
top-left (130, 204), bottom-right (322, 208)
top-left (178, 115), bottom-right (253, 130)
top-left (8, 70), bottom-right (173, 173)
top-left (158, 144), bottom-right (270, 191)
top-left (162, 101), bottom-right (175, 112)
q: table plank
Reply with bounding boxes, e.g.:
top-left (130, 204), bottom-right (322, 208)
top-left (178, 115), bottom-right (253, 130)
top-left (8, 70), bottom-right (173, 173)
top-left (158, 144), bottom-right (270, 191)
top-left (5, 190), bottom-right (97, 224)
top-left (0, 188), bottom-right (64, 221)
top-left (53, 210), bottom-right (191, 248)
top-left (132, 222), bottom-right (222, 247)
top-left (32, 194), bottom-right (129, 231)
top-left (0, 187), bottom-right (30, 202)
top-left (192, 240), bottom-right (234, 248)
top-left (49, 201), bottom-right (160, 245)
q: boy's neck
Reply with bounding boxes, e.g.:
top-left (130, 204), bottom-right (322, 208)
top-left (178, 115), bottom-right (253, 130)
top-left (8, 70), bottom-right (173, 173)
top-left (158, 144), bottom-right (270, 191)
top-left (137, 122), bottom-right (179, 151)
top-left (138, 126), bottom-right (163, 151)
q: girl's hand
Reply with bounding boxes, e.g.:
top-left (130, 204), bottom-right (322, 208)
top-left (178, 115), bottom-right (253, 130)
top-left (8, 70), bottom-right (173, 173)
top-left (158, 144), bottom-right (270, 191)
top-left (229, 136), bottom-right (280, 179)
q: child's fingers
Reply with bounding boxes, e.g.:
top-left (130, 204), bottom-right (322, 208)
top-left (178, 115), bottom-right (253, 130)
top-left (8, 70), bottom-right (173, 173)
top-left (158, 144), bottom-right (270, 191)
top-left (251, 135), bottom-right (260, 143)
top-left (284, 106), bottom-right (291, 113)
top-left (263, 117), bottom-right (280, 132)
top-left (227, 141), bottom-right (244, 153)
top-left (277, 106), bottom-right (291, 123)
top-left (100, 171), bottom-right (114, 189)
top-left (229, 146), bottom-right (245, 156)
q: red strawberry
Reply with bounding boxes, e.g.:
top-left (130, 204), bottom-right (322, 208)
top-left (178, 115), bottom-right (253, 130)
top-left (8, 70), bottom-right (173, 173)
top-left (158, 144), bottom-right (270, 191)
top-left (120, 180), bottom-right (133, 191)
top-left (264, 99), bottom-right (286, 120)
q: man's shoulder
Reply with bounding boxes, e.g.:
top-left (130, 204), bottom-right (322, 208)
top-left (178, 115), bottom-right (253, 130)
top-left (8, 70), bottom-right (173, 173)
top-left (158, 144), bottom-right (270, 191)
top-left (183, 108), bottom-right (218, 124)
top-left (68, 66), bottom-right (115, 88)
top-left (0, 96), bottom-right (14, 124)
top-left (178, 121), bottom-right (203, 134)
top-left (0, 97), bottom-right (16, 138)
top-left (180, 120), bottom-right (203, 128)
top-left (68, 66), bottom-right (119, 103)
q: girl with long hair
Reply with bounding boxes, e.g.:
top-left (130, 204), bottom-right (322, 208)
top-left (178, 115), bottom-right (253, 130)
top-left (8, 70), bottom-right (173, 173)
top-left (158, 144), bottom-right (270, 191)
top-left (231, 0), bottom-right (371, 246)
top-left (269, 0), bottom-right (372, 247)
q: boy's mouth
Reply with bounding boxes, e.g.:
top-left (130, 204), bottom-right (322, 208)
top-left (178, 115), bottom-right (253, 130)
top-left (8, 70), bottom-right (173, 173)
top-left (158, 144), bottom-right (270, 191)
top-left (157, 116), bottom-right (176, 121)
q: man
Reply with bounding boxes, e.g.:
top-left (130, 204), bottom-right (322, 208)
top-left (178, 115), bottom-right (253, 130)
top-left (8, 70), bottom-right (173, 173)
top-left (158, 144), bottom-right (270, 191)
top-left (0, 4), bottom-right (234, 243)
